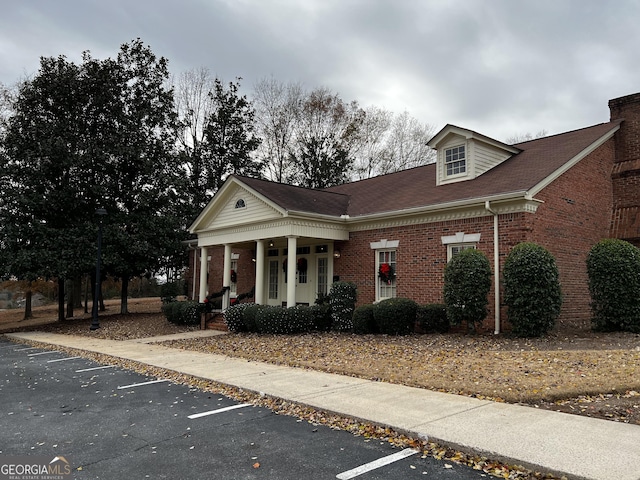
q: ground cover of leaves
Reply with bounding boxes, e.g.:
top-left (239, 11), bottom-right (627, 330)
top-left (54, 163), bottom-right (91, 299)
top-left (3, 298), bottom-right (640, 425)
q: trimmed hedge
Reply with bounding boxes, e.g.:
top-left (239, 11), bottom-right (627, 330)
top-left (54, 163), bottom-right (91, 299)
top-left (417, 304), bottom-right (449, 333)
top-left (373, 297), bottom-right (418, 335)
top-left (353, 304), bottom-right (377, 334)
top-left (329, 281), bottom-right (357, 331)
top-left (587, 239), bottom-right (640, 332)
top-left (224, 302), bottom-right (255, 332)
top-left (162, 301), bottom-right (203, 326)
top-left (503, 242), bottom-right (562, 337)
top-left (443, 249), bottom-right (492, 333)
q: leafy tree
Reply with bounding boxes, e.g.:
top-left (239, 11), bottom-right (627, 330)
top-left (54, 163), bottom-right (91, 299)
top-left (0, 40), bottom-right (187, 319)
top-left (503, 242), bottom-right (562, 337)
top-left (443, 249), bottom-right (492, 333)
top-left (198, 77), bottom-right (262, 197)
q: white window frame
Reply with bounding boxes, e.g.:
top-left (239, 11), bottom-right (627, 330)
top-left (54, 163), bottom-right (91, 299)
top-left (444, 144), bottom-right (467, 177)
top-left (441, 232), bottom-right (481, 261)
top-left (370, 239), bottom-right (399, 303)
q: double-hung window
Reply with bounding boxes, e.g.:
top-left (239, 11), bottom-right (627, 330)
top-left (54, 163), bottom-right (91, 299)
top-left (445, 145), bottom-right (466, 176)
top-left (376, 250), bottom-right (397, 301)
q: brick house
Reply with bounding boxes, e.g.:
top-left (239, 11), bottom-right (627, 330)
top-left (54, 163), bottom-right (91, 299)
top-left (187, 92), bottom-right (640, 333)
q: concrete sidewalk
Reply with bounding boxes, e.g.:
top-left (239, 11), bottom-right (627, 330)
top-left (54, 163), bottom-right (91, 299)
top-left (5, 330), bottom-right (640, 480)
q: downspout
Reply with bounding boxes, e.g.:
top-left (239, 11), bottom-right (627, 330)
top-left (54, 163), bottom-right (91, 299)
top-left (485, 201), bottom-right (500, 334)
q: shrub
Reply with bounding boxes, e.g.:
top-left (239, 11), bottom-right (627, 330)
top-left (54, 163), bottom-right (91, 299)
top-left (373, 297), bottom-right (418, 335)
top-left (309, 303), bottom-right (332, 331)
top-left (503, 243), bottom-right (562, 337)
top-left (162, 301), bottom-right (203, 325)
top-left (160, 281), bottom-right (181, 304)
top-left (417, 304), bottom-right (449, 333)
top-left (255, 306), bottom-right (289, 334)
top-left (242, 304), bottom-right (267, 332)
top-left (352, 304), bottom-right (377, 334)
top-left (329, 281), bottom-right (357, 331)
top-left (443, 249), bottom-right (492, 333)
top-left (587, 239), bottom-right (640, 332)
top-left (224, 302), bottom-right (255, 332)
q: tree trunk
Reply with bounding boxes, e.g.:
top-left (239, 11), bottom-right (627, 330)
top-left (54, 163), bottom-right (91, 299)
top-left (74, 276), bottom-right (82, 308)
top-left (84, 274), bottom-right (89, 314)
top-left (66, 278), bottom-right (74, 318)
top-left (120, 275), bottom-right (129, 314)
top-left (57, 278), bottom-right (65, 322)
top-left (23, 282), bottom-right (33, 320)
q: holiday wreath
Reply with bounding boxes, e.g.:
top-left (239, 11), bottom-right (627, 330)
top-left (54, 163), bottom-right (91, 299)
top-left (378, 262), bottom-right (395, 284)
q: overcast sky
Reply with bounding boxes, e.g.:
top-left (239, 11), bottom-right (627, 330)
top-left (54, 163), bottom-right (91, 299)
top-left (1, 0), bottom-right (639, 141)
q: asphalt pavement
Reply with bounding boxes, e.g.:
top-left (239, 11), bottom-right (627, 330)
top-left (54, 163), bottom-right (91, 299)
top-left (5, 330), bottom-right (640, 480)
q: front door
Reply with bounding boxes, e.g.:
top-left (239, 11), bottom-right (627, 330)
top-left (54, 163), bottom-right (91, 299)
top-left (294, 255), bottom-right (312, 305)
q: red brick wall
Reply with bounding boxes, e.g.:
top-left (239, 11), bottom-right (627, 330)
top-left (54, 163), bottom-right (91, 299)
top-left (524, 138), bottom-right (615, 328)
top-left (609, 93), bottom-right (640, 245)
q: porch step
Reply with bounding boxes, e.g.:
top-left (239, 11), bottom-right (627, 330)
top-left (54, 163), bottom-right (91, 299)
top-left (201, 311), bottom-right (228, 331)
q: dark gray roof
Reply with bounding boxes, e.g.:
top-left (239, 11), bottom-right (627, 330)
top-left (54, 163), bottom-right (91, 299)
top-left (235, 121), bottom-right (621, 218)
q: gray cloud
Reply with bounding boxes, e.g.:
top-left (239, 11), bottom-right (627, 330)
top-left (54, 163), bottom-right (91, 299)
top-left (1, 0), bottom-right (638, 142)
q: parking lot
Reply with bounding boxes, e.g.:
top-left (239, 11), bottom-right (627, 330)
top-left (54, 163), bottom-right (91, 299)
top-left (0, 338), bottom-right (487, 479)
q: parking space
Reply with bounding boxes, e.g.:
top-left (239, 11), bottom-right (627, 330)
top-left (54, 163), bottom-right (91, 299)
top-left (0, 338), bottom-right (485, 479)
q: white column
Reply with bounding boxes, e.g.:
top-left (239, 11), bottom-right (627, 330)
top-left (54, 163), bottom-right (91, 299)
top-left (198, 246), bottom-right (208, 302)
top-left (222, 244), bottom-right (232, 309)
top-left (255, 240), bottom-right (265, 305)
top-left (286, 236), bottom-right (297, 308)
top-left (328, 242), bottom-right (335, 288)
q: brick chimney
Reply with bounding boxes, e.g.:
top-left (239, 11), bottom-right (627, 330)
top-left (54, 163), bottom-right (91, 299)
top-left (609, 93), bottom-right (640, 246)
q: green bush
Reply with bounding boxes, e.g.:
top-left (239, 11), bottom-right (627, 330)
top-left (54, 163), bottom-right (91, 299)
top-left (224, 303), bottom-right (255, 332)
top-left (255, 306), bottom-right (289, 334)
top-left (160, 281), bottom-right (181, 304)
top-left (309, 303), bottom-right (332, 331)
top-left (373, 297), bottom-right (418, 335)
top-left (329, 281), bottom-right (357, 331)
top-left (503, 243), bottom-right (562, 337)
top-left (352, 304), bottom-right (377, 334)
top-left (443, 249), bottom-right (492, 333)
top-left (242, 304), bottom-right (266, 332)
top-left (587, 239), bottom-right (640, 332)
top-left (162, 300), bottom-right (203, 325)
top-left (417, 304), bottom-right (449, 333)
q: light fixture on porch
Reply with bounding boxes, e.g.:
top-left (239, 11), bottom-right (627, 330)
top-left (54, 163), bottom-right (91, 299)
top-left (334, 250), bottom-right (341, 258)
top-left (268, 239), bottom-right (274, 247)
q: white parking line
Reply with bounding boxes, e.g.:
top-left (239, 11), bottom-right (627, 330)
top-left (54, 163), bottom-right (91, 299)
top-left (336, 448), bottom-right (418, 479)
top-left (117, 379), bottom-right (169, 390)
top-left (47, 356), bottom-right (82, 363)
top-left (76, 365), bottom-right (115, 373)
top-left (188, 404), bottom-right (251, 419)
top-left (14, 347), bottom-right (38, 352)
top-left (27, 351), bottom-right (60, 357)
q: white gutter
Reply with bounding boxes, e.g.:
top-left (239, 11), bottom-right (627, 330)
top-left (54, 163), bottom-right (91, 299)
top-left (485, 200), bottom-right (501, 334)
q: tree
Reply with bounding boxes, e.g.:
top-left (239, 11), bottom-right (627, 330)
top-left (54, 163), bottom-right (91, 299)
top-left (252, 77), bottom-right (303, 183)
top-left (350, 106), bottom-right (393, 180)
top-left (99, 39), bottom-right (186, 314)
top-left (287, 88), bottom-right (364, 188)
top-left (198, 77), bottom-right (262, 199)
top-left (505, 130), bottom-right (548, 144)
top-left (173, 67), bottom-right (218, 223)
top-left (379, 111), bottom-right (436, 174)
top-left (0, 40), bottom-right (187, 319)
top-left (0, 55), bottom-right (100, 321)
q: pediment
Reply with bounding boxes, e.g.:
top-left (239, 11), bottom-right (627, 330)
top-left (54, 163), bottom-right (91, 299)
top-left (189, 178), bottom-right (283, 234)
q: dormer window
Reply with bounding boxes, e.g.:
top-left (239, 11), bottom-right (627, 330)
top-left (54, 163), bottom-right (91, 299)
top-left (445, 145), bottom-right (466, 176)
